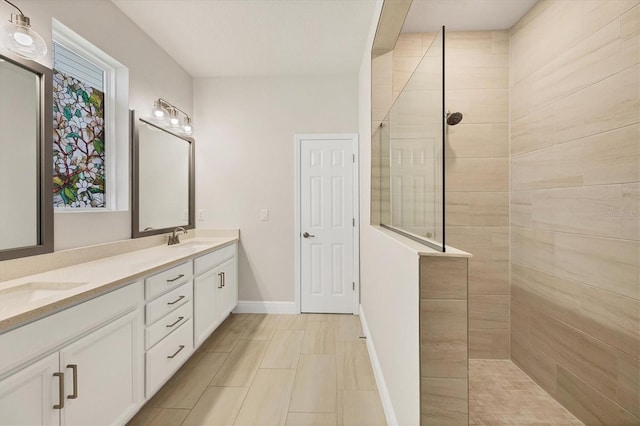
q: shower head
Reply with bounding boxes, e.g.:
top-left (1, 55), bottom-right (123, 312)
top-left (446, 111), bottom-right (463, 126)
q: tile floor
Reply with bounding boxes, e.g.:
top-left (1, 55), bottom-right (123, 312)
top-left (469, 359), bottom-right (584, 426)
top-left (130, 314), bottom-right (586, 426)
top-left (128, 313), bottom-right (386, 426)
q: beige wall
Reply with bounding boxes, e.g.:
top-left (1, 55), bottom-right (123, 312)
top-left (0, 0), bottom-right (193, 250)
top-left (193, 76), bottom-right (358, 303)
top-left (387, 31), bottom-right (511, 358)
top-left (509, 1), bottom-right (639, 424)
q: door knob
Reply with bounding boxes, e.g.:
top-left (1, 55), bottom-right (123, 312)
top-left (303, 232), bottom-right (316, 238)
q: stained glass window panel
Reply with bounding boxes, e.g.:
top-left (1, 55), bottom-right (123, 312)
top-left (52, 69), bottom-right (105, 208)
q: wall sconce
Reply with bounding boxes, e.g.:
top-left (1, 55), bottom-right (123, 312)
top-left (152, 98), bottom-right (193, 136)
top-left (1, 0), bottom-right (47, 60)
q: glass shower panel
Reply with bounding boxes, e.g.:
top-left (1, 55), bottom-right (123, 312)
top-left (379, 28), bottom-right (445, 251)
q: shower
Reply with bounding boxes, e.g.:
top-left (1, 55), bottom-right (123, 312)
top-left (446, 111), bottom-right (463, 126)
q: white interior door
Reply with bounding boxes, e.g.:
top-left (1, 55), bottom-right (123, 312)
top-left (300, 136), bottom-right (355, 313)
top-left (389, 138), bottom-right (436, 239)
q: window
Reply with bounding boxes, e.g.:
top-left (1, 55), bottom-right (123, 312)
top-left (52, 20), bottom-right (129, 211)
top-left (52, 42), bottom-right (106, 208)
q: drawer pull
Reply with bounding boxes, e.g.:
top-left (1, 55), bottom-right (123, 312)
top-left (222, 272), bottom-right (226, 287)
top-left (166, 316), bottom-right (185, 328)
top-left (167, 295), bottom-right (185, 305)
top-left (218, 272), bottom-right (223, 289)
top-left (167, 274), bottom-right (185, 283)
top-left (167, 345), bottom-right (185, 359)
top-left (53, 372), bottom-right (64, 409)
top-left (67, 364), bottom-right (78, 399)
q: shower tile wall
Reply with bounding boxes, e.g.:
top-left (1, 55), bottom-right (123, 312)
top-left (445, 32), bottom-right (510, 359)
top-left (372, 31), bottom-right (509, 358)
top-left (370, 51), bottom-right (393, 225)
top-left (392, 31), bottom-right (511, 359)
top-left (419, 256), bottom-right (469, 425)
top-left (509, 1), bottom-right (639, 424)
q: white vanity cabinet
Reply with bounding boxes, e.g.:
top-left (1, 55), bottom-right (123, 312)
top-left (0, 236), bottom-right (240, 425)
top-left (0, 282), bottom-right (144, 426)
top-left (143, 261), bottom-right (194, 398)
top-left (193, 243), bottom-right (238, 348)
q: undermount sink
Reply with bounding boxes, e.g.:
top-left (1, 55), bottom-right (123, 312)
top-left (0, 281), bottom-right (88, 311)
top-left (168, 240), bottom-right (220, 250)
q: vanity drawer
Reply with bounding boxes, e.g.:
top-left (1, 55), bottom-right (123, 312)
top-left (146, 300), bottom-right (192, 350)
top-left (146, 281), bottom-right (193, 325)
top-left (145, 261), bottom-right (193, 300)
top-left (194, 243), bottom-right (236, 276)
top-left (145, 318), bottom-right (193, 397)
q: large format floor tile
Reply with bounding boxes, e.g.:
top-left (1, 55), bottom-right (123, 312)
top-left (127, 314), bottom-right (385, 426)
top-left (234, 369), bottom-right (296, 425)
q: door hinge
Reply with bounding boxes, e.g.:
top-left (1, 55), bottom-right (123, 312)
top-left (352, 282), bottom-right (355, 291)
top-left (353, 154), bottom-right (356, 163)
top-left (352, 218), bottom-right (355, 227)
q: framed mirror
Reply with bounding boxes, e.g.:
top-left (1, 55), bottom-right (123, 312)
top-left (0, 54), bottom-right (53, 261)
top-left (131, 110), bottom-right (195, 238)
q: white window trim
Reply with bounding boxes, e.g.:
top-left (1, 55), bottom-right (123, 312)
top-left (52, 19), bottom-right (129, 212)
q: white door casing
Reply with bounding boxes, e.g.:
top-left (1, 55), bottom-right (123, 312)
top-left (296, 134), bottom-right (358, 314)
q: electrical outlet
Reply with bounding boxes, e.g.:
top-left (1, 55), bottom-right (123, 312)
top-left (198, 209), bottom-right (205, 221)
top-left (260, 209), bottom-right (269, 221)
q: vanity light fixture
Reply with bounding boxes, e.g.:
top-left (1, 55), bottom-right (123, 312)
top-left (152, 98), bottom-right (193, 136)
top-left (1, 0), bottom-right (47, 60)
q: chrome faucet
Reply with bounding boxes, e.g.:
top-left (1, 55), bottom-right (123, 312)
top-left (168, 227), bottom-right (187, 245)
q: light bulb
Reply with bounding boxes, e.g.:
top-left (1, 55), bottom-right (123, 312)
top-left (152, 101), bottom-right (167, 120)
top-left (1, 14), bottom-right (47, 60)
top-left (169, 108), bottom-right (181, 127)
top-left (13, 31), bottom-right (33, 46)
top-left (182, 117), bottom-right (193, 135)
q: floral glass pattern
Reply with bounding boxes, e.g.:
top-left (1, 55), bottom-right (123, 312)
top-left (52, 70), bottom-right (105, 208)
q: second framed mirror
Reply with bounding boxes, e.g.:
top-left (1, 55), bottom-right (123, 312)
top-left (131, 110), bottom-right (195, 238)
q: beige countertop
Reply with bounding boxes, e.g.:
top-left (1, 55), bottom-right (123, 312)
top-left (0, 236), bottom-right (238, 333)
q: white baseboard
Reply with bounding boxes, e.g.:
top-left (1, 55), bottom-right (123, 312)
top-left (233, 301), bottom-right (298, 314)
top-left (359, 304), bottom-right (398, 426)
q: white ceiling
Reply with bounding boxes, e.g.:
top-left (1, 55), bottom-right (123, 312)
top-left (112, 0), bottom-right (378, 77)
top-left (402, 0), bottom-right (538, 33)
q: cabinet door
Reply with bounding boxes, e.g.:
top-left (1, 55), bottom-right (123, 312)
top-left (0, 352), bottom-right (59, 426)
top-left (59, 309), bottom-right (143, 426)
top-left (193, 267), bottom-right (221, 348)
top-left (218, 258), bottom-right (237, 320)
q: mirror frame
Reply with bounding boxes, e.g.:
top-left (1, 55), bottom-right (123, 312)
top-left (130, 110), bottom-right (195, 238)
top-left (0, 54), bottom-right (54, 261)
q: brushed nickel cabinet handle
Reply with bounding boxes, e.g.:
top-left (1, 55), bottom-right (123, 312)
top-left (67, 364), bottom-right (78, 399)
top-left (167, 274), bottom-right (185, 283)
top-left (218, 272), bottom-right (223, 289)
top-left (167, 345), bottom-right (185, 359)
top-left (53, 372), bottom-right (64, 409)
top-left (166, 316), bottom-right (184, 328)
top-left (167, 295), bottom-right (185, 305)
top-left (222, 272), bottom-right (225, 287)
